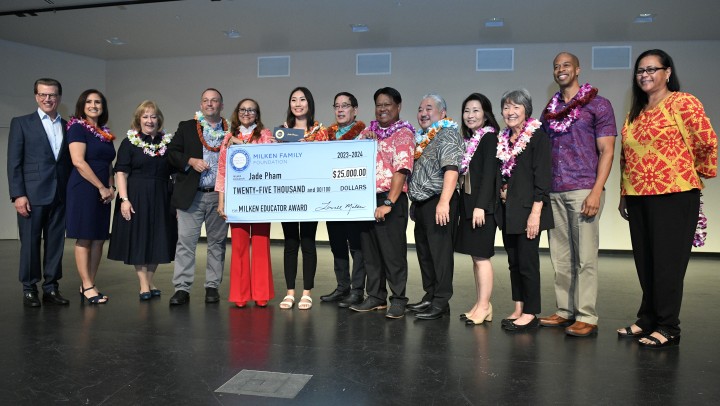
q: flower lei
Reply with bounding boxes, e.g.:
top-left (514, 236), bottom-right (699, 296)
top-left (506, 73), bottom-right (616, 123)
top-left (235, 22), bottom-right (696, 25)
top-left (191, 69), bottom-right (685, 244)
top-left (543, 83), bottom-right (598, 133)
top-left (126, 130), bottom-right (173, 157)
top-left (194, 111), bottom-right (229, 152)
top-left (459, 126), bottom-right (494, 175)
top-left (367, 120), bottom-right (415, 141)
top-left (328, 121), bottom-right (366, 141)
top-left (67, 117), bottom-right (115, 142)
top-left (693, 193), bottom-right (708, 247)
top-left (302, 121), bottom-right (325, 141)
top-left (414, 118), bottom-right (458, 160)
top-left (496, 118), bottom-right (542, 178)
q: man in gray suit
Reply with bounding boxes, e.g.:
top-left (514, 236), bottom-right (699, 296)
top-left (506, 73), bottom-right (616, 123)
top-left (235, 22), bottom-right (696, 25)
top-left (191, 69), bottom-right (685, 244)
top-left (8, 78), bottom-right (73, 307)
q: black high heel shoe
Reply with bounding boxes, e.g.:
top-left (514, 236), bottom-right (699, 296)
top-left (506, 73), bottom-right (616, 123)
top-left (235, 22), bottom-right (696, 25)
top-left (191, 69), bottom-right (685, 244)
top-left (80, 286), bottom-right (108, 304)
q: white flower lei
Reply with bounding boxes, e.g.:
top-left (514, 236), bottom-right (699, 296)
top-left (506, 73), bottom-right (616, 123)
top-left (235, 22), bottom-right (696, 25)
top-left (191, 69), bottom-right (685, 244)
top-left (195, 111), bottom-right (227, 140)
top-left (126, 130), bottom-right (174, 157)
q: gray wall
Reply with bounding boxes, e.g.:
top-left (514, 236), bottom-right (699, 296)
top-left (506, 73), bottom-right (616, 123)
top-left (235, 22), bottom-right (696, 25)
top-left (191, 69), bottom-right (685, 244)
top-left (2, 39), bottom-right (719, 252)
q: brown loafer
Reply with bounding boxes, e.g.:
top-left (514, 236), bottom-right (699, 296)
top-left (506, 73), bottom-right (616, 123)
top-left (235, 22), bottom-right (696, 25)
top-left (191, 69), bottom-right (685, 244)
top-left (565, 321), bottom-right (598, 337)
top-left (539, 313), bottom-right (574, 327)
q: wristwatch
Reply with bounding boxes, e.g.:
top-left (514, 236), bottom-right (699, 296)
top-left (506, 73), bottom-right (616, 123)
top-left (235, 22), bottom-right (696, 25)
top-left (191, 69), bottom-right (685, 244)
top-left (383, 199), bottom-right (394, 207)
top-left (120, 197), bottom-right (130, 202)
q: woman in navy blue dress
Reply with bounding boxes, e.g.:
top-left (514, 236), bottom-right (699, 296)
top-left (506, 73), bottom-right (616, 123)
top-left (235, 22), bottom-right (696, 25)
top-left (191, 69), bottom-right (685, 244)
top-left (66, 89), bottom-right (116, 304)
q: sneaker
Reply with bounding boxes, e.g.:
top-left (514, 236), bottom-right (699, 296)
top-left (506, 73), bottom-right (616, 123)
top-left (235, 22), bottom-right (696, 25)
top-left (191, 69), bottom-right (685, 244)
top-left (349, 297), bottom-right (387, 312)
top-left (385, 301), bottom-right (406, 319)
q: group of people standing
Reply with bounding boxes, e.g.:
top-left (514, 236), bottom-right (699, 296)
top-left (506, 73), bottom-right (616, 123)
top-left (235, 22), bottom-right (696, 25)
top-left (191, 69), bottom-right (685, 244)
top-left (8, 49), bottom-right (716, 350)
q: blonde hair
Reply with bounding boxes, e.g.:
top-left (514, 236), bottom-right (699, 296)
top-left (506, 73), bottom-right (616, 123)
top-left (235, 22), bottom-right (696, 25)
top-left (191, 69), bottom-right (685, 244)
top-left (131, 100), bottom-right (164, 132)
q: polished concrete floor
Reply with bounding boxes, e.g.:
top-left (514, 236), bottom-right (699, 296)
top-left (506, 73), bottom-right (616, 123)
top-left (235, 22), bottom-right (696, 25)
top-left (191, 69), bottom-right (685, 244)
top-left (1, 239), bottom-right (719, 405)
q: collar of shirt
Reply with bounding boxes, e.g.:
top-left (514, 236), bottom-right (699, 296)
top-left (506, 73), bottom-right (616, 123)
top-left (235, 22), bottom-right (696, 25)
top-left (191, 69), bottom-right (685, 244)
top-left (239, 124), bottom-right (257, 134)
top-left (37, 107), bottom-right (61, 123)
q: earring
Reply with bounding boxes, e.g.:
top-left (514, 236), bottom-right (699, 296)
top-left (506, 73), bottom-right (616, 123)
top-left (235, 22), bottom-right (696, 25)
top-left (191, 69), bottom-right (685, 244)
top-left (666, 77), bottom-right (670, 83)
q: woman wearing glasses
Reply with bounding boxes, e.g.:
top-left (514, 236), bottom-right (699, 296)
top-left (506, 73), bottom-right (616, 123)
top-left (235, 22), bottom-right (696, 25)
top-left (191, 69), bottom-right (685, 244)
top-left (216, 98), bottom-right (276, 308)
top-left (617, 49), bottom-right (717, 348)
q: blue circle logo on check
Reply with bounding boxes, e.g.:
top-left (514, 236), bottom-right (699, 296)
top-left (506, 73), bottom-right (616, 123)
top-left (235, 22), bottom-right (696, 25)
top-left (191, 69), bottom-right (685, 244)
top-left (230, 149), bottom-right (250, 172)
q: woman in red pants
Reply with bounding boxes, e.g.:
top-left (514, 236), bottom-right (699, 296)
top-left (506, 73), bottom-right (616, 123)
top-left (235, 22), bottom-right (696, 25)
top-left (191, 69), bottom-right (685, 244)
top-left (216, 98), bottom-right (275, 307)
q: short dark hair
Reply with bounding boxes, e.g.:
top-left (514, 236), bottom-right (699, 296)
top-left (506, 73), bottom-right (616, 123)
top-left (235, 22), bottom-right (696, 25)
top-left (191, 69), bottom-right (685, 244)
top-left (34, 78), bottom-right (62, 96)
top-left (460, 93), bottom-right (500, 138)
top-left (373, 87), bottom-right (402, 105)
top-left (628, 49), bottom-right (680, 123)
top-left (286, 86), bottom-right (316, 131)
top-left (74, 89), bottom-right (109, 127)
top-left (202, 88), bottom-right (223, 103)
top-left (334, 92), bottom-right (358, 107)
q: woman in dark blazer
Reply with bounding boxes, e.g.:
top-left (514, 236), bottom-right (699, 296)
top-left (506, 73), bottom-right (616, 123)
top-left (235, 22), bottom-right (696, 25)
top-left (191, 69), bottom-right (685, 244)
top-left (495, 89), bottom-right (553, 331)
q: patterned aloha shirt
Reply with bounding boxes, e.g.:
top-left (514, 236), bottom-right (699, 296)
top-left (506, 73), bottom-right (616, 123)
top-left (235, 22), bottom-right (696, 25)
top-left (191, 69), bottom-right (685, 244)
top-left (408, 126), bottom-right (464, 202)
top-left (359, 125), bottom-right (415, 193)
top-left (621, 92), bottom-right (717, 196)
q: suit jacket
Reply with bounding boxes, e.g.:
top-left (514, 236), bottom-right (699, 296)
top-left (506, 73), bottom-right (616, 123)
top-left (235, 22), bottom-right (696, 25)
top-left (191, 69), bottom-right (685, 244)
top-left (7, 112), bottom-right (72, 205)
top-left (167, 119), bottom-right (206, 210)
top-left (495, 128), bottom-right (554, 234)
top-left (460, 132), bottom-right (500, 218)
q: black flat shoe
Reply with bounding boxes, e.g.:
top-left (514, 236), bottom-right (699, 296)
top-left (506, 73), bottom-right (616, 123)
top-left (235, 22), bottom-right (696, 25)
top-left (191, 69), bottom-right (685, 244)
top-left (43, 290), bottom-right (69, 305)
top-left (150, 289), bottom-right (162, 297)
top-left (139, 291), bottom-right (152, 301)
top-left (501, 318), bottom-right (517, 327)
top-left (503, 316), bottom-right (538, 331)
top-left (638, 330), bottom-right (680, 349)
top-left (459, 313), bottom-right (469, 321)
top-left (415, 305), bottom-right (450, 320)
top-left (407, 300), bottom-right (432, 313)
top-left (23, 292), bottom-right (41, 308)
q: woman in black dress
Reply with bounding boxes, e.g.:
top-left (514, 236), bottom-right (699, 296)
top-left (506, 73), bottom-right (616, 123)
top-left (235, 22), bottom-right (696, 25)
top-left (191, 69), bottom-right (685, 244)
top-left (67, 89), bottom-right (116, 304)
top-left (108, 101), bottom-right (177, 300)
top-left (454, 93), bottom-right (500, 325)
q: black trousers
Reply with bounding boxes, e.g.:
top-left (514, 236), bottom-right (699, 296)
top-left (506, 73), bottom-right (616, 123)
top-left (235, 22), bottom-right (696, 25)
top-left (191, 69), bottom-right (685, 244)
top-left (626, 189), bottom-right (700, 336)
top-left (361, 193), bottom-right (409, 304)
top-left (412, 192), bottom-right (458, 308)
top-left (326, 220), bottom-right (367, 294)
top-left (281, 221), bottom-right (318, 290)
top-left (18, 194), bottom-right (66, 293)
top-left (502, 231), bottom-right (542, 315)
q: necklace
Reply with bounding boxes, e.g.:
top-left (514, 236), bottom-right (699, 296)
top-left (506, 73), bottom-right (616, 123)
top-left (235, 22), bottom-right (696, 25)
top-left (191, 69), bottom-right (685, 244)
top-left (368, 120), bottom-right (415, 141)
top-left (67, 117), bottom-right (115, 142)
top-left (414, 118), bottom-right (458, 160)
top-left (328, 121), bottom-right (366, 140)
top-left (194, 111), bottom-right (229, 152)
top-left (126, 130), bottom-right (173, 157)
top-left (543, 83), bottom-right (598, 133)
top-left (496, 118), bottom-right (541, 178)
top-left (459, 126), bottom-right (494, 175)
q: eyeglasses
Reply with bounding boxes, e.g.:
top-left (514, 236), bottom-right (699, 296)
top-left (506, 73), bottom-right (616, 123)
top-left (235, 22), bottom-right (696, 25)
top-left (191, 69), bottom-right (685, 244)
top-left (238, 108), bottom-right (257, 115)
top-left (635, 66), bottom-right (667, 76)
top-left (333, 103), bottom-right (353, 110)
top-left (36, 93), bottom-right (58, 100)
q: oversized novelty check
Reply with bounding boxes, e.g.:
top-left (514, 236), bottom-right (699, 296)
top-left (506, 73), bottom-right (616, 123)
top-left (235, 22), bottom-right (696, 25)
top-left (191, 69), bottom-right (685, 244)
top-left (224, 139), bottom-right (377, 222)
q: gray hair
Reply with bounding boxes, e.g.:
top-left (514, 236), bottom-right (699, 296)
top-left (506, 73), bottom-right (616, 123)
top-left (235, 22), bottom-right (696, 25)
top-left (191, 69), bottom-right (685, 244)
top-left (421, 93), bottom-right (447, 112)
top-left (500, 88), bottom-right (533, 117)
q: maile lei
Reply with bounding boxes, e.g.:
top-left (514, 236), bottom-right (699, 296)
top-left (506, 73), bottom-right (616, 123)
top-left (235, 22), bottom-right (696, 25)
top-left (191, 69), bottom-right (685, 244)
top-left (459, 126), bottom-right (494, 175)
top-left (126, 130), bottom-right (173, 157)
top-left (328, 121), bottom-right (366, 140)
top-left (543, 83), bottom-right (598, 133)
top-left (67, 117), bottom-right (115, 142)
top-left (195, 111), bottom-right (229, 152)
top-left (367, 120), bottom-right (415, 141)
top-left (496, 118), bottom-right (542, 178)
top-left (414, 118), bottom-right (458, 160)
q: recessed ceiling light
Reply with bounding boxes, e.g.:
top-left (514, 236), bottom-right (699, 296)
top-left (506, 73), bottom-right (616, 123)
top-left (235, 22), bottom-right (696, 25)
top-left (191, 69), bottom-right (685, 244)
top-left (224, 30), bottom-right (241, 39)
top-left (350, 24), bottom-right (369, 33)
top-left (485, 18), bottom-right (504, 28)
top-left (634, 13), bottom-right (654, 23)
top-left (106, 37), bottom-right (126, 45)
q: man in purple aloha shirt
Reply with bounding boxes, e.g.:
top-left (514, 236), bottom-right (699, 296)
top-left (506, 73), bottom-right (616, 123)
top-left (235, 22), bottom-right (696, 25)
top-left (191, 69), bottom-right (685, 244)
top-left (538, 52), bottom-right (617, 337)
